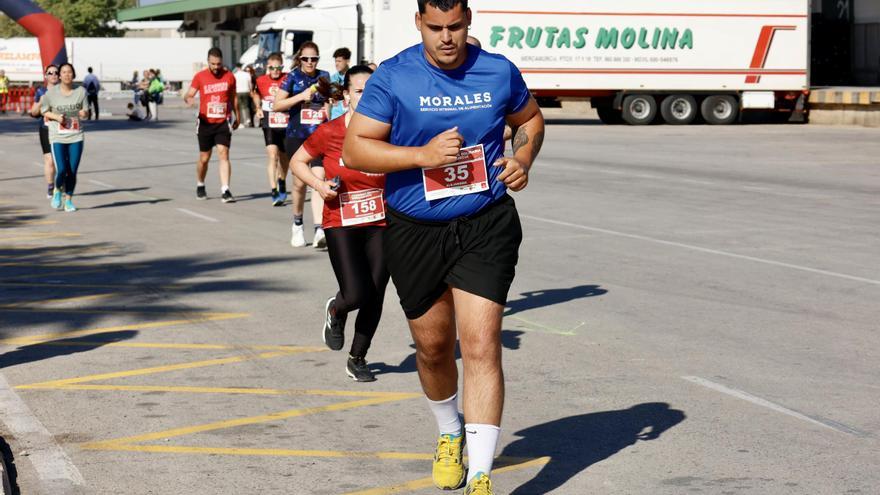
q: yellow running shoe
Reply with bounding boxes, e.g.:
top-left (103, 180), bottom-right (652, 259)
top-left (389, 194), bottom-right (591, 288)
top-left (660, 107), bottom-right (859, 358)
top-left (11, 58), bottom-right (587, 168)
top-left (464, 472), bottom-right (493, 495)
top-left (432, 433), bottom-right (465, 490)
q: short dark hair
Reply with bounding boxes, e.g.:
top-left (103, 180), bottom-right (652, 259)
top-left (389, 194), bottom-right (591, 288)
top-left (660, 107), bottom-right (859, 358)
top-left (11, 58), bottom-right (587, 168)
top-left (333, 47), bottom-right (351, 60)
top-left (267, 51), bottom-right (283, 63)
top-left (417, 0), bottom-right (467, 14)
top-left (59, 62), bottom-right (76, 79)
top-left (87, 66), bottom-right (93, 73)
top-left (343, 64), bottom-right (374, 90)
top-left (207, 47), bottom-right (223, 59)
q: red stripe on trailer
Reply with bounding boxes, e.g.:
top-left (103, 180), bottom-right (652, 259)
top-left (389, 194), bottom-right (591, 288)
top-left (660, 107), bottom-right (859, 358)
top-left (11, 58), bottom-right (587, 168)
top-left (746, 25), bottom-right (797, 83)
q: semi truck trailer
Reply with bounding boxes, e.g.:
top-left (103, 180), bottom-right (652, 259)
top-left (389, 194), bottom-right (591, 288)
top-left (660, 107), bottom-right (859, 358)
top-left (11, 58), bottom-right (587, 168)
top-left (245, 0), bottom-right (810, 125)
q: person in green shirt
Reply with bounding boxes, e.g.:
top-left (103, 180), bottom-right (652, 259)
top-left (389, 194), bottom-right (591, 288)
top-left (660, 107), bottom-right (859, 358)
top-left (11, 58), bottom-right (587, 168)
top-left (40, 63), bottom-right (87, 212)
top-left (0, 69), bottom-right (9, 114)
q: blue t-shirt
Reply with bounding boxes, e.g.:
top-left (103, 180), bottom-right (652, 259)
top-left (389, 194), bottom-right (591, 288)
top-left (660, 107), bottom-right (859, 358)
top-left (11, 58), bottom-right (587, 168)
top-left (281, 67), bottom-right (329, 139)
top-left (34, 86), bottom-right (48, 129)
top-left (356, 44), bottom-right (531, 221)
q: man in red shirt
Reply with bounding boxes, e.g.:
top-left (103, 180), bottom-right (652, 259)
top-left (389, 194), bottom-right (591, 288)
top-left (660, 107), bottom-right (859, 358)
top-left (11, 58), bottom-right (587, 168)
top-left (184, 47), bottom-right (241, 203)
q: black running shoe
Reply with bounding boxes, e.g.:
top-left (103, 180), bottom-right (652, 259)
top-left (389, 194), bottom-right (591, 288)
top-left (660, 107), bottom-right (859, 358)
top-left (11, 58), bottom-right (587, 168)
top-left (196, 185), bottom-right (207, 200)
top-left (221, 190), bottom-right (236, 203)
top-left (322, 297), bottom-right (345, 351)
top-left (346, 356), bottom-right (376, 382)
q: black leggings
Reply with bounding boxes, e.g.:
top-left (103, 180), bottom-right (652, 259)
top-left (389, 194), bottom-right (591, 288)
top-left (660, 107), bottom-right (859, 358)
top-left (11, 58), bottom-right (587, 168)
top-left (325, 226), bottom-right (390, 358)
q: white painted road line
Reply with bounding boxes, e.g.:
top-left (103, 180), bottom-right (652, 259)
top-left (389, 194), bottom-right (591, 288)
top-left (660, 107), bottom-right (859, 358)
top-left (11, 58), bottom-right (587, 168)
top-left (0, 374), bottom-right (85, 492)
top-left (88, 179), bottom-right (116, 188)
top-left (520, 215), bottom-right (880, 286)
top-left (682, 376), bottom-right (868, 437)
top-left (176, 208), bottom-right (219, 223)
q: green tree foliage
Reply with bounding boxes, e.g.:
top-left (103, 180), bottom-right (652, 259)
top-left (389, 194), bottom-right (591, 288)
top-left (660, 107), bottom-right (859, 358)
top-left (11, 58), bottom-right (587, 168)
top-left (0, 0), bottom-right (136, 38)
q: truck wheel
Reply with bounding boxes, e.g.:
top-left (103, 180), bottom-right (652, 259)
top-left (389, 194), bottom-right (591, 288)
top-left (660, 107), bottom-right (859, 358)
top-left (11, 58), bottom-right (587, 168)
top-left (701, 95), bottom-right (739, 125)
top-left (660, 94), bottom-right (698, 125)
top-left (621, 94), bottom-right (657, 125)
top-left (596, 106), bottom-right (623, 125)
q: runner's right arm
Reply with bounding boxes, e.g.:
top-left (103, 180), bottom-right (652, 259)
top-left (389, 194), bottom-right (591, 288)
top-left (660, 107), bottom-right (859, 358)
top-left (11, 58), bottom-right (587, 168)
top-left (272, 85), bottom-right (315, 112)
top-left (251, 84), bottom-right (263, 122)
top-left (290, 146), bottom-right (338, 201)
top-left (183, 85), bottom-right (197, 107)
top-left (343, 114), bottom-right (464, 174)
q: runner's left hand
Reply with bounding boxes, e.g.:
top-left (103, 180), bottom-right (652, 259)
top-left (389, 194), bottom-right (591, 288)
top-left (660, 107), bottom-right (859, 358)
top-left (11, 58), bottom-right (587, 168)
top-left (314, 180), bottom-right (339, 201)
top-left (232, 118), bottom-right (240, 130)
top-left (78, 109), bottom-right (88, 119)
top-left (494, 157), bottom-right (529, 191)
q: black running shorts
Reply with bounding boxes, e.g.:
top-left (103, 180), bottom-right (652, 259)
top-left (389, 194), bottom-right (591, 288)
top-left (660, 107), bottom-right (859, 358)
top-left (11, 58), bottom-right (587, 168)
top-left (384, 194), bottom-right (522, 320)
top-left (285, 136), bottom-right (323, 167)
top-left (196, 119), bottom-right (232, 152)
top-left (262, 127), bottom-right (286, 152)
top-left (38, 126), bottom-right (50, 154)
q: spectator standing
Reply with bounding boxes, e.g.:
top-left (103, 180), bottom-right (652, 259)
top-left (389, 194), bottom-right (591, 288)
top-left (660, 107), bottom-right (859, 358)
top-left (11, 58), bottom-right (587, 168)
top-left (234, 64), bottom-right (253, 127)
top-left (0, 69), bottom-right (9, 114)
top-left (83, 67), bottom-right (100, 120)
top-left (329, 47), bottom-right (351, 120)
top-left (147, 70), bottom-right (165, 121)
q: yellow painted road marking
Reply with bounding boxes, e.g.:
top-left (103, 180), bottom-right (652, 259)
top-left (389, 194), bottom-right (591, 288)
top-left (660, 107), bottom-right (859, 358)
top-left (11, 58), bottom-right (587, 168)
top-left (0, 281), bottom-right (186, 290)
top-left (0, 233), bottom-right (81, 241)
top-left (0, 312), bottom-right (249, 346)
top-left (0, 293), bottom-right (120, 308)
top-left (33, 383), bottom-right (416, 399)
top-left (0, 209), bottom-right (36, 214)
top-left (82, 444), bottom-right (435, 459)
top-left (341, 456), bottom-right (551, 495)
top-left (17, 349), bottom-right (298, 389)
top-left (3, 220), bottom-right (58, 226)
top-left (24, 341), bottom-right (326, 352)
top-left (83, 395), bottom-right (419, 448)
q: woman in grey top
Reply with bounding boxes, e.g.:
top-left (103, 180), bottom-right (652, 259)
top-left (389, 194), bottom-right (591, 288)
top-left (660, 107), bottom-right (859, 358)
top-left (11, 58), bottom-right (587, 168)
top-left (40, 62), bottom-right (87, 212)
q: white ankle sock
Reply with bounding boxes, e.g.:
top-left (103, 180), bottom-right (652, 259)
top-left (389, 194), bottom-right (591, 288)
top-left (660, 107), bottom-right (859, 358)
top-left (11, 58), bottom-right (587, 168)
top-left (465, 423), bottom-right (500, 483)
top-left (426, 394), bottom-right (462, 436)
top-left (221, 185), bottom-right (230, 193)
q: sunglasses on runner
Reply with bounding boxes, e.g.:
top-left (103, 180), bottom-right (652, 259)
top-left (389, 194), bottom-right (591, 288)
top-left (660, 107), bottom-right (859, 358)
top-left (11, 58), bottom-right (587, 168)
top-left (46, 71), bottom-right (59, 76)
top-left (299, 56), bottom-right (319, 62)
top-left (267, 65), bottom-right (283, 70)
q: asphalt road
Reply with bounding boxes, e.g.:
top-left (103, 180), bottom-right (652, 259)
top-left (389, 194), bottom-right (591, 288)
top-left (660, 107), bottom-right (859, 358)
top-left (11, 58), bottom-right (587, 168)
top-left (0, 101), bottom-right (878, 494)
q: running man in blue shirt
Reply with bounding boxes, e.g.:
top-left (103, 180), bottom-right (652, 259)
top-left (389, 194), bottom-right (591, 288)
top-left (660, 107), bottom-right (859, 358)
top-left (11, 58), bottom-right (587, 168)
top-left (343, 1), bottom-right (544, 493)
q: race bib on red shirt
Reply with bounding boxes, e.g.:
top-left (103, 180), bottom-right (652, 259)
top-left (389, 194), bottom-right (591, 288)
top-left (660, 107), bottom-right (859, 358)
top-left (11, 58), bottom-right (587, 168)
top-left (422, 144), bottom-right (489, 201)
top-left (268, 112), bottom-right (288, 128)
top-left (340, 189), bottom-right (385, 227)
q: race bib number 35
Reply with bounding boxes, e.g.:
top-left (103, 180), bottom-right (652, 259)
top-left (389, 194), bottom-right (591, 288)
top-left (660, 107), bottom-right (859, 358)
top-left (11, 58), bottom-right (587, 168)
top-left (340, 189), bottom-right (385, 227)
top-left (422, 144), bottom-right (489, 201)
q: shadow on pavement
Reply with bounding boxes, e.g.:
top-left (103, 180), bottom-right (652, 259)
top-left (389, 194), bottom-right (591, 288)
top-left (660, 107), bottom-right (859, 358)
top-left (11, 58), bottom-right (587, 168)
top-left (0, 205), bottom-right (44, 229)
top-left (0, 240), bottom-right (293, 369)
top-left (504, 285), bottom-right (607, 317)
top-left (88, 198), bottom-right (171, 209)
top-left (77, 187), bottom-right (152, 196)
top-left (544, 118), bottom-right (602, 126)
top-left (371, 330), bottom-right (524, 376)
top-left (502, 402), bottom-right (686, 494)
top-left (0, 331), bottom-right (137, 369)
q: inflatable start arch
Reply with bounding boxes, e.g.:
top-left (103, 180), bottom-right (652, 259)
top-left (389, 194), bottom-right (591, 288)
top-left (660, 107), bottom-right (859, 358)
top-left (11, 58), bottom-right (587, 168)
top-left (0, 0), bottom-right (67, 68)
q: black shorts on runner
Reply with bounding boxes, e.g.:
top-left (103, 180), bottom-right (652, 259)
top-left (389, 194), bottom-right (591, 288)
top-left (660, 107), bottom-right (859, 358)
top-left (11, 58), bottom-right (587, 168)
top-left (196, 119), bottom-right (232, 152)
top-left (285, 136), bottom-right (323, 167)
top-left (262, 127), bottom-right (286, 151)
top-left (384, 194), bottom-right (522, 320)
top-left (39, 126), bottom-right (50, 154)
